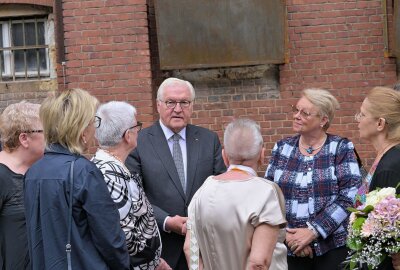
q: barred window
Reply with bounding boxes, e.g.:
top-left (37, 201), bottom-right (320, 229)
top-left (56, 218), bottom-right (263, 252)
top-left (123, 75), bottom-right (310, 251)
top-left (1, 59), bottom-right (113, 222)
top-left (0, 16), bottom-right (50, 81)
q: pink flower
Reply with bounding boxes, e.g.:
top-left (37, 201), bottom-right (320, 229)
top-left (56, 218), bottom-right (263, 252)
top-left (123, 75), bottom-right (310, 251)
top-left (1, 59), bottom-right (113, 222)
top-left (361, 218), bottom-right (377, 237)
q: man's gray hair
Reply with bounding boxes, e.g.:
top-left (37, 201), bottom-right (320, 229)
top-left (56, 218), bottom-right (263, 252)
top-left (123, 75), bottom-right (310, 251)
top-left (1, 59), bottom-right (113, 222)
top-left (157, 77), bottom-right (195, 101)
top-left (224, 118), bottom-right (263, 162)
top-left (95, 101), bottom-right (137, 147)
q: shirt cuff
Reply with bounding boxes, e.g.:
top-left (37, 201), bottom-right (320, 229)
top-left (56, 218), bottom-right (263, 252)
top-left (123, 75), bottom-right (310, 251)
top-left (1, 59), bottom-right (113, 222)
top-left (163, 216), bottom-right (171, 233)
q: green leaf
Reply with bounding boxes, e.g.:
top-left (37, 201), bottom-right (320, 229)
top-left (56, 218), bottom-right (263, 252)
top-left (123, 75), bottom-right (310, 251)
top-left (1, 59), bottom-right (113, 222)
top-left (352, 217), bottom-right (366, 231)
top-left (350, 261), bottom-right (356, 270)
top-left (347, 207), bottom-right (359, 212)
top-left (361, 205), bottom-right (374, 214)
top-left (347, 237), bottom-right (363, 251)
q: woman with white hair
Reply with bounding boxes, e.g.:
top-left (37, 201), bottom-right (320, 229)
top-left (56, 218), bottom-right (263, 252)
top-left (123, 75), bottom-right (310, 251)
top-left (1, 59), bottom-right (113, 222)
top-left (0, 101), bottom-right (44, 270)
top-left (184, 118), bottom-right (287, 270)
top-left (265, 88), bottom-right (362, 270)
top-left (92, 101), bottom-right (170, 270)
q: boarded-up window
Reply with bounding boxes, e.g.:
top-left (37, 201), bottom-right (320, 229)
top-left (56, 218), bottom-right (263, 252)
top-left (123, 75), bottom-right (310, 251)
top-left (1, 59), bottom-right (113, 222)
top-left (394, 0), bottom-right (400, 56)
top-left (154, 0), bottom-right (287, 70)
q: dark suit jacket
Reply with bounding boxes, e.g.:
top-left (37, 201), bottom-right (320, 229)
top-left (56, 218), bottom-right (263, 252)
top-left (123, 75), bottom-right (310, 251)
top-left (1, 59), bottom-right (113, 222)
top-left (125, 121), bottom-right (226, 268)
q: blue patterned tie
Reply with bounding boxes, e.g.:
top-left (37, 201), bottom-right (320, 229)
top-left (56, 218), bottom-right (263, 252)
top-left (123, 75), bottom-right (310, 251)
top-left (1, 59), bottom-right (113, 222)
top-left (172, 133), bottom-right (186, 193)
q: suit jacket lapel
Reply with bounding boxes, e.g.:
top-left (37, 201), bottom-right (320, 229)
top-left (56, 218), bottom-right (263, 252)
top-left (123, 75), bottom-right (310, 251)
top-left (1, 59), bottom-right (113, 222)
top-left (186, 125), bottom-right (200, 199)
top-left (148, 122), bottom-right (186, 200)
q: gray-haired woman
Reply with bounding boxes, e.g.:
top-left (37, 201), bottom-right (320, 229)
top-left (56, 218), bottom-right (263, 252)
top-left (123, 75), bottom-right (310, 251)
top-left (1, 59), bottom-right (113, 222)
top-left (184, 118), bottom-right (287, 270)
top-left (92, 101), bottom-right (170, 270)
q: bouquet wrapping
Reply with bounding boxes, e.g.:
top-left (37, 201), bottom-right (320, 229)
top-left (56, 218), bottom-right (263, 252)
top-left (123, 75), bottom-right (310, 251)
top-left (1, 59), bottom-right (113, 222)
top-left (346, 187), bottom-right (400, 269)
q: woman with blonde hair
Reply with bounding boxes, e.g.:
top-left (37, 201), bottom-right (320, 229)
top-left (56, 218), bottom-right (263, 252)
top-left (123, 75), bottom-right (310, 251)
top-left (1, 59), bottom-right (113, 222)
top-left (355, 86), bottom-right (400, 270)
top-left (265, 88), bottom-right (361, 270)
top-left (0, 101), bottom-right (44, 270)
top-left (24, 89), bottom-right (129, 270)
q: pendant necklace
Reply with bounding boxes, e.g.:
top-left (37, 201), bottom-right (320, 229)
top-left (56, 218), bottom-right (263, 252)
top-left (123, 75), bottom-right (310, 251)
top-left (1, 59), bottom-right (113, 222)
top-left (299, 135), bottom-right (327, 154)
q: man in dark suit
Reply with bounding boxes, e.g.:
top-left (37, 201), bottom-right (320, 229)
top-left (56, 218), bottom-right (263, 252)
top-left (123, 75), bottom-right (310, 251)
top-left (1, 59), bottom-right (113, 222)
top-left (126, 77), bottom-right (226, 270)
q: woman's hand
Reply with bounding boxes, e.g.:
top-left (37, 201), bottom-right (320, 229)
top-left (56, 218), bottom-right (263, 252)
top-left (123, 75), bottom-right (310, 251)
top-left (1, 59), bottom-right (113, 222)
top-left (155, 258), bottom-right (172, 270)
top-left (392, 252), bottom-right (400, 270)
top-left (294, 245), bottom-right (313, 258)
top-left (285, 228), bottom-right (316, 254)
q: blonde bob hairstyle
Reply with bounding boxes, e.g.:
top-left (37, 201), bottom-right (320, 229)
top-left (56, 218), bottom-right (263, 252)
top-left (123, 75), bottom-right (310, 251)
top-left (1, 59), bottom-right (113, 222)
top-left (40, 88), bottom-right (98, 154)
top-left (0, 101), bottom-right (41, 152)
top-left (366, 86), bottom-right (400, 142)
top-left (302, 88), bottom-right (340, 130)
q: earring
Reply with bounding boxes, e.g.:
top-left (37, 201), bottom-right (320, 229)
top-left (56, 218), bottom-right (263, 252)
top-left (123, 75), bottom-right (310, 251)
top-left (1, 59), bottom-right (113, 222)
top-left (83, 137), bottom-right (87, 144)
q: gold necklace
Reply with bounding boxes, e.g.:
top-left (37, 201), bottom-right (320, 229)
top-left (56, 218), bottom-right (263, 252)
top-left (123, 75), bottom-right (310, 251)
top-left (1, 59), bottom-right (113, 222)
top-left (299, 135), bottom-right (327, 154)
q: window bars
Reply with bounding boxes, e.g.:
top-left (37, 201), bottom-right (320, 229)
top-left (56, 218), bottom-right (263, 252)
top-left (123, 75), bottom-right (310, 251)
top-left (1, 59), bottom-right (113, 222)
top-left (0, 16), bottom-right (50, 81)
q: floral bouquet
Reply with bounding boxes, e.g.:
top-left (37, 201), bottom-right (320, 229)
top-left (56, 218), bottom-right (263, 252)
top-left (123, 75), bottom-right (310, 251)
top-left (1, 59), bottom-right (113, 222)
top-left (346, 187), bottom-right (400, 269)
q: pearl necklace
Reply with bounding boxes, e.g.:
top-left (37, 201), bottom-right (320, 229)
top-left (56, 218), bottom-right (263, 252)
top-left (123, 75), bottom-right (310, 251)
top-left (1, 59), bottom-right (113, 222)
top-left (299, 135), bottom-right (327, 154)
top-left (100, 148), bottom-right (130, 174)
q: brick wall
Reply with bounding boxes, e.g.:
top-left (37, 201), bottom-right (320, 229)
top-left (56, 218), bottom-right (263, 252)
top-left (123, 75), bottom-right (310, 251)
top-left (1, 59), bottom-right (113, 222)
top-left (147, 0), bottom-right (398, 169)
top-left (1, 0), bottom-right (398, 169)
top-left (61, 0), bottom-right (155, 123)
top-left (280, 0), bottom-right (397, 167)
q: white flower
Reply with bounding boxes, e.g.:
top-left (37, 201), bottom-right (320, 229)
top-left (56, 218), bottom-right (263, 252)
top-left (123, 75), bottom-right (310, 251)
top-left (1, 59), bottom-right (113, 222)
top-left (365, 187), bottom-right (396, 206)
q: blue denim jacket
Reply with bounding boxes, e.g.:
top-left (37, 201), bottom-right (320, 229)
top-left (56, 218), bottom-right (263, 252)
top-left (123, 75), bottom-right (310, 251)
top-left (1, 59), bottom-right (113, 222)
top-left (24, 144), bottom-right (129, 270)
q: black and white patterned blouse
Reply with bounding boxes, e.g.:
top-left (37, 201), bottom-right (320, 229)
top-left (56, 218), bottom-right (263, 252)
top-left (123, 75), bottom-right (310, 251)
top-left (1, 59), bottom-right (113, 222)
top-left (92, 149), bottom-right (162, 270)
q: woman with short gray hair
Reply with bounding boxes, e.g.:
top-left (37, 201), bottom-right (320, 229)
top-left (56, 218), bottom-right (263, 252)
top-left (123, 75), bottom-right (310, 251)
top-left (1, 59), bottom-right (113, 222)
top-left (92, 101), bottom-right (170, 270)
top-left (184, 118), bottom-right (287, 270)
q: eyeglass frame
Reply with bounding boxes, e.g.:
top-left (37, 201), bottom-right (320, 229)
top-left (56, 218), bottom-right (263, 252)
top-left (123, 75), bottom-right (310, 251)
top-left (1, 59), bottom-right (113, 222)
top-left (122, 121), bottom-right (143, 138)
top-left (22, 130), bottom-right (44, 134)
top-left (354, 111), bottom-right (388, 124)
top-left (94, 116), bottom-right (102, 128)
top-left (291, 105), bottom-right (319, 119)
top-left (160, 100), bottom-right (193, 109)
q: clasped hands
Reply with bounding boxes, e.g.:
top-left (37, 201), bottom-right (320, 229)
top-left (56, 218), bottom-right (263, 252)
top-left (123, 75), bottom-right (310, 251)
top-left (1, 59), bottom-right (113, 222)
top-left (285, 227), bottom-right (316, 259)
top-left (166, 215), bottom-right (188, 235)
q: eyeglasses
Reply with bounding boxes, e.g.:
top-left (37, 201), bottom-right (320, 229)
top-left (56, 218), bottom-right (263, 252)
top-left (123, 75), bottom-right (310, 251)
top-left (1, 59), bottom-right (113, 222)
top-left (23, 130), bottom-right (43, 134)
top-left (122, 121), bottom-right (143, 137)
top-left (355, 112), bottom-right (388, 124)
top-left (94, 116), bottom-right (101, 128)
top-left (161, 100), bottom-right (192, 109)
top-left (291, 105), bottom-right (319, 119)
top-left (354, 112), bottom-right (365, 122)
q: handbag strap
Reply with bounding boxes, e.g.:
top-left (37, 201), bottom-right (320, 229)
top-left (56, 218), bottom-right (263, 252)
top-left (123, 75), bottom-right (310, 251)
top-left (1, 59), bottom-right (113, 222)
top-left (66, 160), bottom-right (75, 270)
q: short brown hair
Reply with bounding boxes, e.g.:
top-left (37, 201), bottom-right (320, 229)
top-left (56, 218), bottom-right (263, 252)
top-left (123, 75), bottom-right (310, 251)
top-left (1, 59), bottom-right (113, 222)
top-left (0, 101), bottom-right (41, 152)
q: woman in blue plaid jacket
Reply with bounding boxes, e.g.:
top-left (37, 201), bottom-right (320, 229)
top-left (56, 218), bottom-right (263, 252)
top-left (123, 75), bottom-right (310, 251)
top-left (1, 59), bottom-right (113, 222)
top-left (265, 88), bottom-right (362, 270)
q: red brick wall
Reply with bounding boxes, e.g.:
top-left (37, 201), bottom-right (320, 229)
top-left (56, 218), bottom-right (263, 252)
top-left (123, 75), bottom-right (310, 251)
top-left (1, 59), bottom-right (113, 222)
top-left (2, 0), bottom-right (397, 168)
top-left (147, 0), bottom-right (398, 169)
top-left (280, 0), bottom-right (397, 167)
top-left (61, 0), bottom-right (155, 123)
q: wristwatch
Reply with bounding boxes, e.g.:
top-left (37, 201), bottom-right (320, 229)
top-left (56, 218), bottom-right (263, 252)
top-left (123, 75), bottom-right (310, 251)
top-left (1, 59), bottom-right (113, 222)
top-left (306, 221), bottom-right (319, 238)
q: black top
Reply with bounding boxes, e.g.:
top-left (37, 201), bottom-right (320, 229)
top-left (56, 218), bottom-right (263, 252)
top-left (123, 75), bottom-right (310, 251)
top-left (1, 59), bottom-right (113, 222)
top-left (370, 145), bottom-right (400, 193)
top-left (0, 163), bottom-right (29, 270)
top-left (368, 145), bottom-right (400, 270)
